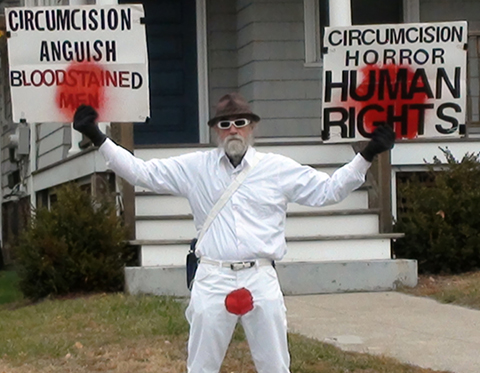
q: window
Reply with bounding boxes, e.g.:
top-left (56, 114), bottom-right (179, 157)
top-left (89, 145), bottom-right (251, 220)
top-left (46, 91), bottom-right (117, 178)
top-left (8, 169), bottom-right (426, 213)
top-left (351, 0), bottom-right (403, 25)
top-left (305, 0), bottom-right (404, 65)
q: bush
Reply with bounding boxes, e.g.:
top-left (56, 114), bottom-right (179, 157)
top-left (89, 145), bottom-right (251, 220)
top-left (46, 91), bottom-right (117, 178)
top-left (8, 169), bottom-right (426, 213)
top-left (16, 183), bottom-right (134, 300)
top-left (393, 148), bottom-right (480, 274)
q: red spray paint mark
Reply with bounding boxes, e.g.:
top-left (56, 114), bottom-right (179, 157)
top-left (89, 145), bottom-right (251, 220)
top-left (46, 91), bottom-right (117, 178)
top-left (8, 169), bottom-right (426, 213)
top-left (225, 288), bottom-right (254, 316)
top-left (55, 61), bottom-right (106, 121)
top-left (350, 64), bottom-right (430, 139)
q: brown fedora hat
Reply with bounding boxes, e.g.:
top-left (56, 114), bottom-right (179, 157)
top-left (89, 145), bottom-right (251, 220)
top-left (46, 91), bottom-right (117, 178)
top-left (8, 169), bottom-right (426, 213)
top-left (208, 92), bottom-right (260, 126)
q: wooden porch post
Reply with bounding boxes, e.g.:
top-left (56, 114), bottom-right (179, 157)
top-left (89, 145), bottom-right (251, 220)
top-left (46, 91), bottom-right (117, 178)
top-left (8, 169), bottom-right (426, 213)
top-left (110, 123), bottom-right (136, 240)
top-left (378, 151), bottom-right (393, 233)
top-left (329, 0), bottom-right (393, 233)
top-left (370, 152), bottom-right (393, 233)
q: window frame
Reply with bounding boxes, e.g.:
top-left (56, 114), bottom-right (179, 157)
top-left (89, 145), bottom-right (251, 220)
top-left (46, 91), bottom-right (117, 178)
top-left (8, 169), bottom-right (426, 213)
top-left (304, 0), bottom-right (322, 66)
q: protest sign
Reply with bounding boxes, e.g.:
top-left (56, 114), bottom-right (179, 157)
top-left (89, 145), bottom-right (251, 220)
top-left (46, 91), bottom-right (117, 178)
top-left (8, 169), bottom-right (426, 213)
top-left (6, 4), bottom-right (149, 123)
top-left (322, 21), bottom-right (468, 142)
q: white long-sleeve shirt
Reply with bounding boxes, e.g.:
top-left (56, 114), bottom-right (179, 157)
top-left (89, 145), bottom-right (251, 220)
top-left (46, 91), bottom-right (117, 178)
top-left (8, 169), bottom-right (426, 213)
top-left (100, 139), bottom-right (371, 261)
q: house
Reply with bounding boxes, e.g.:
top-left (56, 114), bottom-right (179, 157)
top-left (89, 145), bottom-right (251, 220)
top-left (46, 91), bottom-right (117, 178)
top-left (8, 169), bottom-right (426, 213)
top-left (2, 0), bottom-right (478, 296)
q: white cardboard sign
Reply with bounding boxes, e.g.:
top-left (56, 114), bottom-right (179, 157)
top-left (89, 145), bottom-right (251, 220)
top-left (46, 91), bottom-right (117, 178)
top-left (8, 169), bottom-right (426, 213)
top-left (322, 21), bottom-right (468, 142)
top-left (6, 4), bottom-right (150, 123)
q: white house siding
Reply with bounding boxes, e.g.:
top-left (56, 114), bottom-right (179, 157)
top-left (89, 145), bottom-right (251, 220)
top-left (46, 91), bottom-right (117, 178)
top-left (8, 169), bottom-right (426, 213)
top-left (0, 1), bottom-right (21, 197)
top-left (420, 0), bottom-right (480, 31)
top-left (0, 68), bottom-right (14, 197)
top-left (237, 0), bottom-right (322, 138)
top-left (207, 0), bottom-right (239, 112)
top-left (1, 128), bottom-right (16, 194)
top-left (36, 123), bottom-right (71, 170)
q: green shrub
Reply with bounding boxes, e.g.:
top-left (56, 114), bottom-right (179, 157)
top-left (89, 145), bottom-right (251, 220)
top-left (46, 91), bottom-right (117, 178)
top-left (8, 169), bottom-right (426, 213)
top-left (16, 183), bottom-right (134, 300)
top-left (393, 148), bottom-right (480, 274)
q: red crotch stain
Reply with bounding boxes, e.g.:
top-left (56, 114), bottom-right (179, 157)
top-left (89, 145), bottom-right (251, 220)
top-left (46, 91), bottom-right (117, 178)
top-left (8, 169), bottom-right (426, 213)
top-left (351, 64), bottom-right (431, 139)
top-left (55, 61), bottom-right (106, 121)
top-left (225, 288), bottom-right (254, 316)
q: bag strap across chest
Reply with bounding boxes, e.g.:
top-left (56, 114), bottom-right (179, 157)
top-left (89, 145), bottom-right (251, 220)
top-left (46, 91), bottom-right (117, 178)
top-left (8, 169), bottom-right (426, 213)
top-left (196, 152), bottom-right (264, 246)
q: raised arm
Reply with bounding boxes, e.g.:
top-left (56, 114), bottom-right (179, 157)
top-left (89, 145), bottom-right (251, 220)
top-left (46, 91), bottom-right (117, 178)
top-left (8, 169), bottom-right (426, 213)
top-left (281, 126), bottom-right (395, 207)
top-left (73, 105), bottom-right (193, 196)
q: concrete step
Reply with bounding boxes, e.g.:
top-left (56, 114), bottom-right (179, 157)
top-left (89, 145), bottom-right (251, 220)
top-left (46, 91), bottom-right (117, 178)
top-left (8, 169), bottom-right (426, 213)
top-left (131, 233), bottom-right (401, 266)
top-left (124, 258), bottom-right (417, 297)
top-left (134, 142), bottom-right (357, 166)
top-left (135, 210), bottom-right (380, 241)
top-left (134, 189), bottom-right (370, 216)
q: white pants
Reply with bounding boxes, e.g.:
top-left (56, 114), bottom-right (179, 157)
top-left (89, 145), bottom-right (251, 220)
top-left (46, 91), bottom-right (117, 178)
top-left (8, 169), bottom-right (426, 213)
top-left (185, 262), bottom-right (290, 373)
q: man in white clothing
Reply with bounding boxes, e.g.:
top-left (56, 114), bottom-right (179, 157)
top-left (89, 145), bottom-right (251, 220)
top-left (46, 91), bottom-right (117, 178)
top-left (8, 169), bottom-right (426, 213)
top-left (73, 93), bottom-right (395, 373)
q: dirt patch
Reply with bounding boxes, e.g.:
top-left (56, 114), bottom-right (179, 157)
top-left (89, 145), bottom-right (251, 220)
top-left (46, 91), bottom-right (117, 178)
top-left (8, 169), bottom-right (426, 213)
top-left (399, 271), bottom-right (480, 310)
top-left (0, 338), bottom-right (258, 373)
top-left (406, 272), bottom-right (480, 296)
top-left (0, 338), bottom-right (187, 373)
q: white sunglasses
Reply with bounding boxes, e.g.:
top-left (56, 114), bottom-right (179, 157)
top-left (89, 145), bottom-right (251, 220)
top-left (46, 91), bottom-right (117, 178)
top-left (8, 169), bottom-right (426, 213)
top-left (216, 118), bottom-right (251, 129)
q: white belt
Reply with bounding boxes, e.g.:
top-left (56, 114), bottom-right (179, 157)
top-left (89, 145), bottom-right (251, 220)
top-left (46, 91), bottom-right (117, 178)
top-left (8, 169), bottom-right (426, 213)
top-left (200, 257), bottom-right (274, 271)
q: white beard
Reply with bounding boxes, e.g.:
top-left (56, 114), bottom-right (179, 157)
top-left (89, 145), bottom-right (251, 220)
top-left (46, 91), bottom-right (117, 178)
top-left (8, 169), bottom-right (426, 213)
top-left (218, 133), bottom-right (254, 166)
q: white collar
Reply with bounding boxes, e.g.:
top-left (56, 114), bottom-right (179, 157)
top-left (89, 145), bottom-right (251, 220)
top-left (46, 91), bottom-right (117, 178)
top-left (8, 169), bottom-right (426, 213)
top-left (217, 146), bottom-right (256, 168)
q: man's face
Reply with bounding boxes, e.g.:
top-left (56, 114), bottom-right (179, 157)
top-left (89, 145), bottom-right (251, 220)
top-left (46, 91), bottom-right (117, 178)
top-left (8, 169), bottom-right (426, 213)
top-left (213, 116), bottom-right (256, 162)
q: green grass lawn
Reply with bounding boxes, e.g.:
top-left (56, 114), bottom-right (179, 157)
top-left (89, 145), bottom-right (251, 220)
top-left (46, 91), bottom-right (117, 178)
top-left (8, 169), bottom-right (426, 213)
top-left (0, 270), bottom-right (23, 306)
top-left (0, 292), bottom-right (448, 373)
top-left (1, 269), bottom-right (478, 372)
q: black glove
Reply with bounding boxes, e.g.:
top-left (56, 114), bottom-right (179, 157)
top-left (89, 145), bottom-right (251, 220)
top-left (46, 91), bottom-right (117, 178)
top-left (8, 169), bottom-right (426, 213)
top-left (360, 126), bottom-right (396, 162)
top-left (73, 105), bottom-right (107, 147)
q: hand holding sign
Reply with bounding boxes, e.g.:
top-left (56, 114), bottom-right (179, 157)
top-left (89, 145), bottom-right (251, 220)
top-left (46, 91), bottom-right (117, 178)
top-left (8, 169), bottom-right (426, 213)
top-left (73, 105), bottom-right (106, 147)
top-left (360, 126), bottom-right (396, 162)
